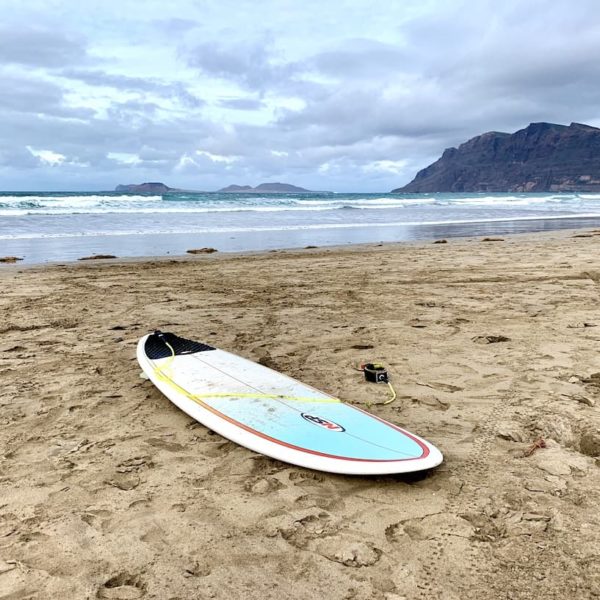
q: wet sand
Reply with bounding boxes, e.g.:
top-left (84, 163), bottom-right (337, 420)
top-left (6, 214), bottom-right (600, 265)
top-left (1, 231), bottom-right (599, 599)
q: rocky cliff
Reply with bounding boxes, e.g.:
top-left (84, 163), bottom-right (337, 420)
top-left (394, 122), bottom-right (600, 193)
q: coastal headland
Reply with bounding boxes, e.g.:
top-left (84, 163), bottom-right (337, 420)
top-left (395, 122), bottom-right (600, 193)
top-left (1, 231), bottom-right (599, 598)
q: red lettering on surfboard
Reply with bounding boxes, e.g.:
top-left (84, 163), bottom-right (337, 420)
top-left (301, 413), bottom-right (345, 432)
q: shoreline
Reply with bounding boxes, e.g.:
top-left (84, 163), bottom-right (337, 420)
top-left (1, 231), bottom-right (599, 598)
top-left (2, 213), bottom-right (600, 265)
top-left (2, 219), bottom-right (600, 269)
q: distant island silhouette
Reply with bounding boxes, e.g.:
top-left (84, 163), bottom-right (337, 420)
top-left (114, 182), bottom-right (327, 194)
top-left (218, 182), bottom-right (313, 193)
top-left (115, 182), bottom-right (176, 193)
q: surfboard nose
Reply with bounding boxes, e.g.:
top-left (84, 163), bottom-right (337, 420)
top-left (144, 331), bottom-right (215, 359)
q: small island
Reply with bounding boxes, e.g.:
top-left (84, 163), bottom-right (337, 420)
top-left (218, 182), bottom-right (313, 193)
top-left (115, 182), bottom-right (175, 193)
top-left (114, 182), bottom-right (326, 194)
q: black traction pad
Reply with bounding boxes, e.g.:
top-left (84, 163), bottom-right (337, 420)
top-left (144, 331), bottom-right (215, 360)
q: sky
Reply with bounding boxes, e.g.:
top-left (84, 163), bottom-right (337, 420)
top-left (1, 0), bottom-right (600, 192)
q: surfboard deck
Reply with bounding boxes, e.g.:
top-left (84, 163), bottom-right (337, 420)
top-left (137, 331), bottom-right (443, 475)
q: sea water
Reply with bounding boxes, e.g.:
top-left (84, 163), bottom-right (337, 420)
top-left (1, 191), bottom-right (600, 263)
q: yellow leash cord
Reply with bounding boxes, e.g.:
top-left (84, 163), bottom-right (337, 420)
top-left (153, 336), bottom-right (395, 407)
top-left (152, 340), bottom-right (341, 405)
top-left (355, 362), bottom-right (397, 405)
top-left (383, 381), bottom-right (397, 405)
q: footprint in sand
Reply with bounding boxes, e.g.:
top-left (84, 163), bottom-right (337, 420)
top-left (80, 509), bottom-right (112, 531)
top-left (201, 440), bottom-right (239, 458)
top-left (116, 456), bottom-right (154, 473)
top-left (279, 512), bottom-right (337, 550)
top-left (293, 493), bottom-right (345, 511)
top-left (317, 539), bottom-right (382, 567)
top-left (288, 470), bottom-right (326, 484)
top-left (144, 438), bottom-right (186, 452)
top-left (249, 455), bottom-right (287, 476)
top-left (106, 473), bottom-right (141, 491)
top-left (243, 477), bottom-right (284, 494)
top-left (97, 573), bottom-right (145, 599)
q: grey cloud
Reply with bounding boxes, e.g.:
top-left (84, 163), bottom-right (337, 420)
top-left (106, 100), bottom-right (163, 120)
top-left (398, 1), bottom-right (600, 91)
top-left (186, 40), bottom-right (300, 91)
top-left (0, 146), bottom-right (42, 169)
top-left (0, 26), bottom-right (87, 67)
top-left (59, 69), bottom-right (205, 107)
top-left (307, 39), bottom-right (409, 79)
top-left (176, 88), bottom-right (206, 109)
top-left (137, 146), bottom-right (182, 161)
top-left (0, 74), bottom-right (95, 119)
top-left (0, 94), bottom-right (227, 175)
top-left (60, 69), bottom-right (168, 92)
top-left (263, 1), bottom-right (600, 175)
top-left (218, 98), bottom-right (265, 110)
top-left (153, 18), bottom-right (202, 35)
top-left (185, 40), bottom-right (331, 108)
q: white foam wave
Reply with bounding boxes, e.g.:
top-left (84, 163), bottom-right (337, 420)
top-left (295, 197), bottom-right (437, 207)
top-left (1, 192), bottom-right (599, 217)
top-left (3, 212), bottom-right (600, 240)
top-left (0, 196), bottom-right (577, 216)
top-left (0, 205), bottom-right (343, 216)
top-left (445, 195), bottom-right (569, 206)
top-left (0, 202), bottom-right (433, 216)
top-left (0, 194), bottom-right (161, 204)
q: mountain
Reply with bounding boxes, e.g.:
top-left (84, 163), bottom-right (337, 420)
top-left (218, 182), bottom-right (312, 193)
top-left (393, 122), bottom-right (600, 193)
top-left (115, 182), bottom-right (174, 193)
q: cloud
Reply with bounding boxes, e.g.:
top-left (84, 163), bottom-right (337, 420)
top-left (185, 39), bottom-right (302, 92)
top-left (218, 98), bottom-right (265, 111)
top-left (0, 73), bottom-right (95, 119)
top-left (152, 18), bottom-right (201, 35)
top-left (107, 152), bottom-right (141, 165)
top-left (261, 0), bottom-right (600, 184)
top-left (307, 39), bottom-right (410, 80)
top-left (27, 147), bottom-right (67, 166)
top-left (0, 26), bottom-right (87, 67)
top-left (60, 69), bottom-right (170, 92)
top-left (59, 69), bottom-right (205, 108)
top-left (194, 150), bottom-right (238, 164)
top-left (0, 146), bottom-right (42, 169)
top-left (362, 159), bottom-right (409, 175)
top-left (57, 69), bottom-right (206, 109)
top-left (2, 0), bottom-right (600, 191)
top-left (0, 90), bottom-right (224, 177)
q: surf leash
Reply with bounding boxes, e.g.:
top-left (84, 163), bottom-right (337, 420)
top-left (150, 332), bottom-right (341, 405)
top-left (151, 331), bottom-right (395, 406)
top-left (356, 362), bottom-right (397, 405)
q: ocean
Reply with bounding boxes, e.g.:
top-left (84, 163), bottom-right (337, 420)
top-left (2, 191), bottom-right (600, 263)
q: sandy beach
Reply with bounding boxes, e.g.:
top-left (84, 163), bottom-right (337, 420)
top-left (1, 231), bottom-right (599, 599)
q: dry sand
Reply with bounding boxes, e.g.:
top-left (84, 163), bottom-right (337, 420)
top-left (1, 231), bottom-right (600, 599)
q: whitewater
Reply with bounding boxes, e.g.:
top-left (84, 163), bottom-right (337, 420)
top-left (1, 191), bottom-right (600, 263)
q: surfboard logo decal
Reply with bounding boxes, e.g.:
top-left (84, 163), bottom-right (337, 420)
top-left (301, 413), bottom-right (345, 432)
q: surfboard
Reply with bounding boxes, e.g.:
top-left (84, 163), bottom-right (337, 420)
top-left (137, 331), bottom-right (443, 475)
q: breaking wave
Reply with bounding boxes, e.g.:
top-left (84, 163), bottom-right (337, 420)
top-left (0, 191), bottom-right (599, 216)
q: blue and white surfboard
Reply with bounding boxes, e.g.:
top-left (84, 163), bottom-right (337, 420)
top-left (137, 331), bottom-right (443, 475)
